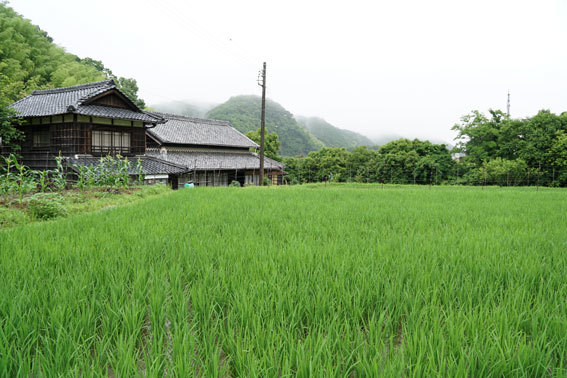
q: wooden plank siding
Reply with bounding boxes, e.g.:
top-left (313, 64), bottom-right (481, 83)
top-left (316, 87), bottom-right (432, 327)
top-left (90, 93), bottom-right (131, 109)
top-left (8, 116), bottom-right (147, 170)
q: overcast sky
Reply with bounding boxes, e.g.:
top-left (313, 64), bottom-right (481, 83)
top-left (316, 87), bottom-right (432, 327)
top-left (8, 0), bottom-right (567, 143)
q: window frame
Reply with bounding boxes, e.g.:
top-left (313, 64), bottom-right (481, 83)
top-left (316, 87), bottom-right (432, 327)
top-left (91, 129), bottom-right (132, 155)
top-left (32, 130), bottom-right (50, 149)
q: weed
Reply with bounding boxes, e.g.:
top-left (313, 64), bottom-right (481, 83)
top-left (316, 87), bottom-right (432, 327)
top-left (27, 192), bottom-right (67, 220)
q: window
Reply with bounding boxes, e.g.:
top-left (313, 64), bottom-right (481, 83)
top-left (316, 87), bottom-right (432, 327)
top-left (92, 130), bottom-right (131, 154)
top-left (33, 130), bottom-right (50, 147)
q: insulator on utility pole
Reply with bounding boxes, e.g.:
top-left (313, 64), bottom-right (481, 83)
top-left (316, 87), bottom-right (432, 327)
top-left (258, 62), bottom-right (267, 186)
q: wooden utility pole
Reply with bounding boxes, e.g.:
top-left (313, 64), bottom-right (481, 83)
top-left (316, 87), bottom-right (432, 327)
top-left (258, 62), bottom-right (267, 186)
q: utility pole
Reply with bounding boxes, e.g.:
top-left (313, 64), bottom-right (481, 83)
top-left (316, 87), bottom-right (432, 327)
top-left (257, 62), bottom-right (267, 186)
top-left (507, 90), bottom-right (511, 117)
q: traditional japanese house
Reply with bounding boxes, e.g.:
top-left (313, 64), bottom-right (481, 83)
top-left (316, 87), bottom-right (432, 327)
top-left (145, 112), bottom-right (285, 187)
top-left (7, 80), bottom-right (188, 185)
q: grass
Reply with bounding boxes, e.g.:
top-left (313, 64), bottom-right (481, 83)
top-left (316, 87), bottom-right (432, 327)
top-left (1, 184), bottom-right (567, 376)
top-left (0, 184), bottom-right (171, 229)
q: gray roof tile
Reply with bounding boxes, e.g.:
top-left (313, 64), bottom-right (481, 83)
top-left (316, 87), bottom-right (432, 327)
top-left (146, 149), bottom-right (285, 171)
top-left (77, 105), bottom-right (160, 122)
top-left (146, 112), bottom-right (258, 149)
top-left (10, 80), bottom-right (161, 123)
top-left (66, 155), bottom-right (188, 175)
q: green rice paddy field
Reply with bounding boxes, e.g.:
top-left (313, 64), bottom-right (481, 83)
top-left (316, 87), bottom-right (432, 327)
top-left (1, 184), bottom-right (567, 376)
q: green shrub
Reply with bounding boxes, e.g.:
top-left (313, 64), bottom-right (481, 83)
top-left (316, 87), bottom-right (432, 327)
top-left (27, 193), bottom-right (67, 220)
top-left (229, 180), bottom-right (241, 187)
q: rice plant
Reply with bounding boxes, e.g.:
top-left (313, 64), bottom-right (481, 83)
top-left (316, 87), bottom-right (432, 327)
top-left (1, 184), bottom-right (567, 376)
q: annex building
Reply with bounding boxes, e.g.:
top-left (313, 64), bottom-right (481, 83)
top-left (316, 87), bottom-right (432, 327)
top-left (146, 112), bottom-right (285, 187)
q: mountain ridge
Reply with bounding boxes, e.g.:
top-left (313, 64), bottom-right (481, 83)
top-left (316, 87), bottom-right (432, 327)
top-left (205, 95), bottom-right (324, 156)
top-left (155, 97), bottom-right (378, 155)
top-left (295, 116), bottom-right (374, 149)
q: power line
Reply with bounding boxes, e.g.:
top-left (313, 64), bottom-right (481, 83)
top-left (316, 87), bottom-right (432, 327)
top-left (136, 0), bottom-right (263, 106)
top-left (143, 0), bottom-right (259, 67)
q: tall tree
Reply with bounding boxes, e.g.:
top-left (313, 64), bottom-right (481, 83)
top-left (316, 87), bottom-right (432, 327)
top-left (452, 109), bottom-right (567, 185)
top-left (0, 3), bottom-right (146, 108)
top-left (0, 73), bottom-right (22, 149)
top-left (80, 58), bottom-right (146, 108)
top-left (245, 128), bottom-right (281, 160)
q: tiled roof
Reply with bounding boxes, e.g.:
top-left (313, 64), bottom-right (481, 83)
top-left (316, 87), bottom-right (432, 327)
top-left (10, 80), bottom-right (161, 123)
top-left (66, 155), bottom-right (188, 176)
top-left (146, 149), bottom-right (285, 171)
top-left (76, 105), bottom-right (159, 122)
top-left (146, 112), bottom-right (258, 149)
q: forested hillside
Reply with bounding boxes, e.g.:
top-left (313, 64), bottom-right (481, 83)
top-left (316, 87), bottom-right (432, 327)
top-left (0, 3), bottom-right (145, 107)
top-left (206, 95), bottom-right (324, 156)
top-left (296, 116), bottom-right (374, 149)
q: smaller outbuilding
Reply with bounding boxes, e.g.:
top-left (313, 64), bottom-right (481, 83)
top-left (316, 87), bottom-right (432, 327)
top-left (145, 112), bottom-right (285, 187)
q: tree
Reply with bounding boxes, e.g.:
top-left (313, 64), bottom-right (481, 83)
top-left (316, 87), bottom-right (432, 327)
top-left (80, 58), bottom-right (146, 108)
top-left (307, 147), bottom-right (350, 182)
top-left (484, 158), bottom-right (528, 186)
top-left (0, 3), bottom-right (106, 103)
top-left (0, 74), bottom-right (22, 149)
top-left (245, 128), bottom-right (281, 160)
top-left (549, 131), bottom-right (567, 186)
top-left (452, 110), bottom-right (505, 166)
top-left (452, 109), bottom-right (567, 186)
top-left (347, 146), bottom-right (378, 182)
top-left (0, 3), bottom-right (147, 113)
top-left (376, 139), bottom-right (455, 184)
top-left (0, 104), bottom-right (22, 150)
top-left (116, 77), bottom-right (145, 109)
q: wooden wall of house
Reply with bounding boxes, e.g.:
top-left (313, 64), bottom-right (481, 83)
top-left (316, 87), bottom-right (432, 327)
top-left (146, 136), bottom-right (161, 148)
top-left (15, 117), bottom-right (147, 170)
top-left (91, 94), bottom-right (130, 109)
top-left (176, 169), bottom-right (282, 187)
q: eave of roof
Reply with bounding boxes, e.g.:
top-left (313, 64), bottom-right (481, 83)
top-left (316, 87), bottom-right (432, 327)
top-left (145, 111), bottom-right (259, 149)
top-left (9, 80), bottom-right (165, 125)
top-left (66, 155), bottom-right (189, 175)
top-left (146, 149), bottom-right (285, 171)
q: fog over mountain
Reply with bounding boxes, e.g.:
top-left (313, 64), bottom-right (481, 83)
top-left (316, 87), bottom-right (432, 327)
top-left (295, 116), bottom-right (374, 149)
top-left (151, 100), bottom-right (216, 118)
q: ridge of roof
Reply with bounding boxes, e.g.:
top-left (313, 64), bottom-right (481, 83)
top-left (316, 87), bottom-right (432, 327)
top-left (148, 111), bottom-right (231, 126)
top-left (32, 80), bottom-right (115, 95)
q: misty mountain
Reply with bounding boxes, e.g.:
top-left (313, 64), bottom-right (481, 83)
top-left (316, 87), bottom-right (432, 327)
top-left (296, 116), bottom-right (374, 149)
top-left (151, 100), bottom-right (216, 118)
top-left (206, 95), bottom-right (324, 156)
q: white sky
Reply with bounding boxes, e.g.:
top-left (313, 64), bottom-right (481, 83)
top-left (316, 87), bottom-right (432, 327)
top-left (8, 0), bottom-right (567, 143)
